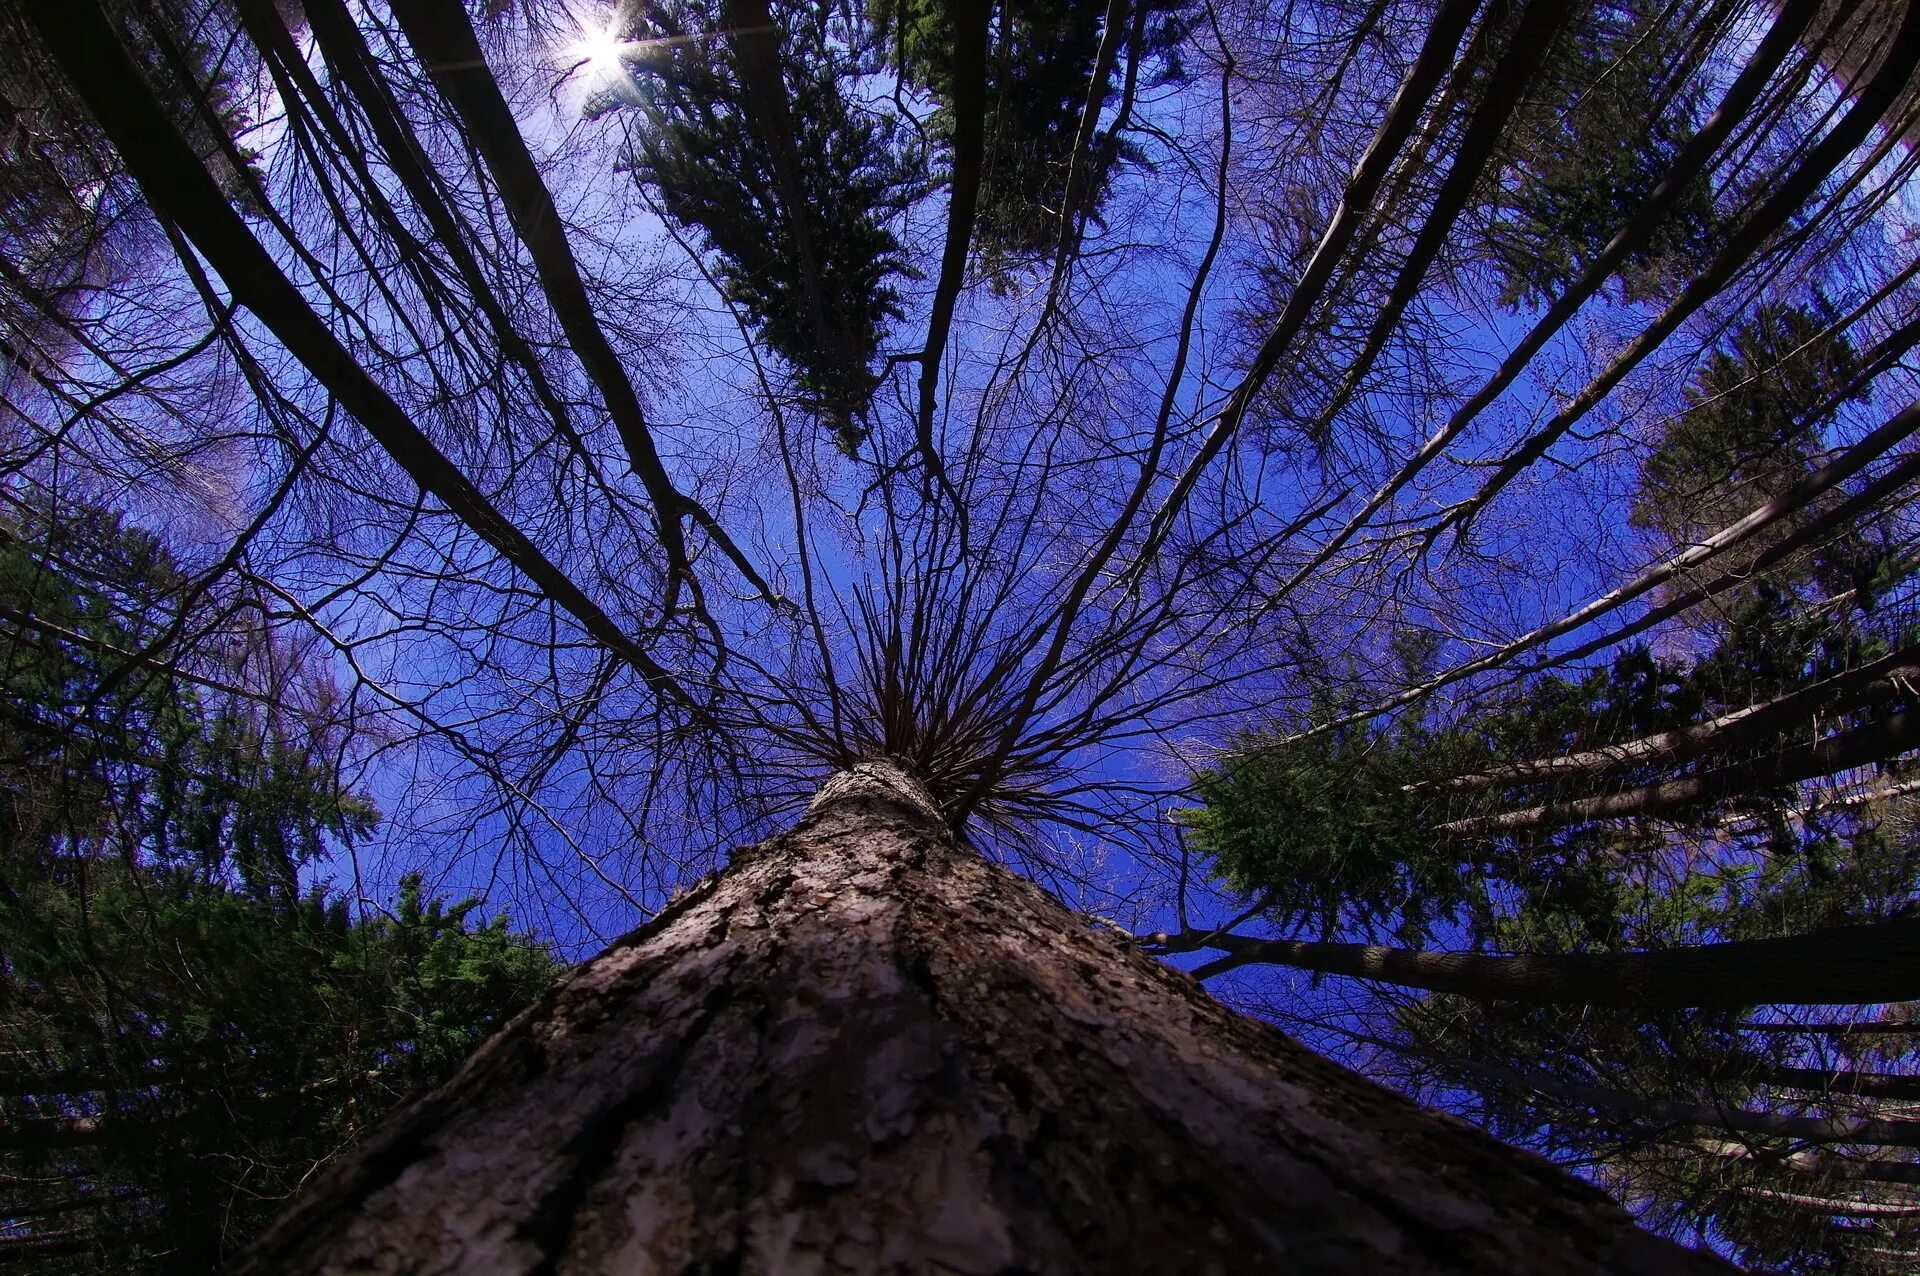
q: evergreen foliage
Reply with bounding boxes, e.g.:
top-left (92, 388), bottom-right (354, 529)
top-left (1632, 297), bottom-right (1867, 551)
top-left (875, 0), bottom-right (1192, 283)
top-left (1189, 602), bottom-right (1920, 1269)
top-left (1187, 302), bottom-right (1920, 1269)
top-left (1482, 0), bottom-right (1722, 308)
top-left (0, 506), bottom-right (558, 1271)
top-left (1184, 708), bottom-right (1468, 945)
top-left (589, 0), bottom-right (919, 449)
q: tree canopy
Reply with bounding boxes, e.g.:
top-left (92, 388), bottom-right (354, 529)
top-left (0, 501), bottom-right (557, 1270)
top-left (1179, 285), bottom-right (1920, 1266)
top-left (6, 0), bottom-right (1920, 1263)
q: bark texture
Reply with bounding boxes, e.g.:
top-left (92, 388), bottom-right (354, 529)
top-left (241, 762), bottom-right (1722, 1273)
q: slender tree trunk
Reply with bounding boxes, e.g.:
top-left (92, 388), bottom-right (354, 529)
top-left (1424, 642), bottom-right (1920, 794)
top-left (1743, 1188), bottom-right (1920, 1218)
top-left (1769, 1068), bottom-right (1920, 1100)
top-left (240, 763), bottom-right (1719, 1273)
top-left (1477, 1062), bottom-right (1920, 1148)
top-left (911, 0), bottom-right (986, 479)
top-left (0, 1229), bottom-right (138, 1261)
top-left (1437, 709), bottom-right (1920, 835)
top-left (383, 0), bottom-right (696, 565)
top-left (1696, 1139), bottom-right (1920, 1186)
top-left (1838, 1161), bottom-right (1920, 1187)
top-left (1172, 915), bottom-right (1920, 1007)
top-left (1741, 1020), bottom-right (1920, 1037)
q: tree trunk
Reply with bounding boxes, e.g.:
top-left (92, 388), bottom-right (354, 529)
top-left (1741, 1020), bottom-right (1920, 1037)
top-left (1696, 1139), bottom-right (1920, 1187)
top-left (1769, 1068), bottom-right (1920, 1100)
top-left (238, 763), bottom-right (1719, 1273)
top-left (1742, 1188), bottom-right (1920, 1219)
top-left (383, 0), bottom-right (700, 575)
top-left (1173, 915), bottom-right (1920, 1008)
top-left (1424, 641), bottom-right (1920, 795)
top-left (1477, 1061), bottom-right (1920, 1148)
top-left (1436, 709), bottom-right (1920, 836)
top-left (909, 0), bottom-right (985, 481)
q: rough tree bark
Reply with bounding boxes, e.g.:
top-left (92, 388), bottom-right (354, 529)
top-left (240, 763), bottom-right (1722, 1273)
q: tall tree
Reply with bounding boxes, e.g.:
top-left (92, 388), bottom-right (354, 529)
top-left (1, 869), bottom-right (559, 1271)
top-left (1176, 302), bottom-right (1920, 1266)
top-left (876, 0), bottom-right (1192, 283)
top-left (1479, 0), bottom-right (1726, 309)
top-left (587, 0), bottom-right (920, 449)
top-left (1177, 625), bottom-right (1920, 1266)
top-left (236, 762), bottom-right (1721, 1273)
top-left (6, 0), bottom-right (1920, 1264)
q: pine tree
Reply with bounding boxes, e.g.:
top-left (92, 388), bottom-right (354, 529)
top-left (1478, 0), bottom-right (1724, 308)
top-left (876, 0), bottom-right (1192, 283)
top-left (1178, 305), bottom-right (1920, 1267)
top-left (0, 504), bottom-right (558, 1271)
top-left (588, 0), bottom-right (919, 449)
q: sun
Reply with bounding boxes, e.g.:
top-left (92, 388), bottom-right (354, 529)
top-left (562, 23), bottom-right (631, 88)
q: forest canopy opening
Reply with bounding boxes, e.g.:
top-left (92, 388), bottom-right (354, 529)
top-left (2, 0), bottom-right (1920, 1268)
